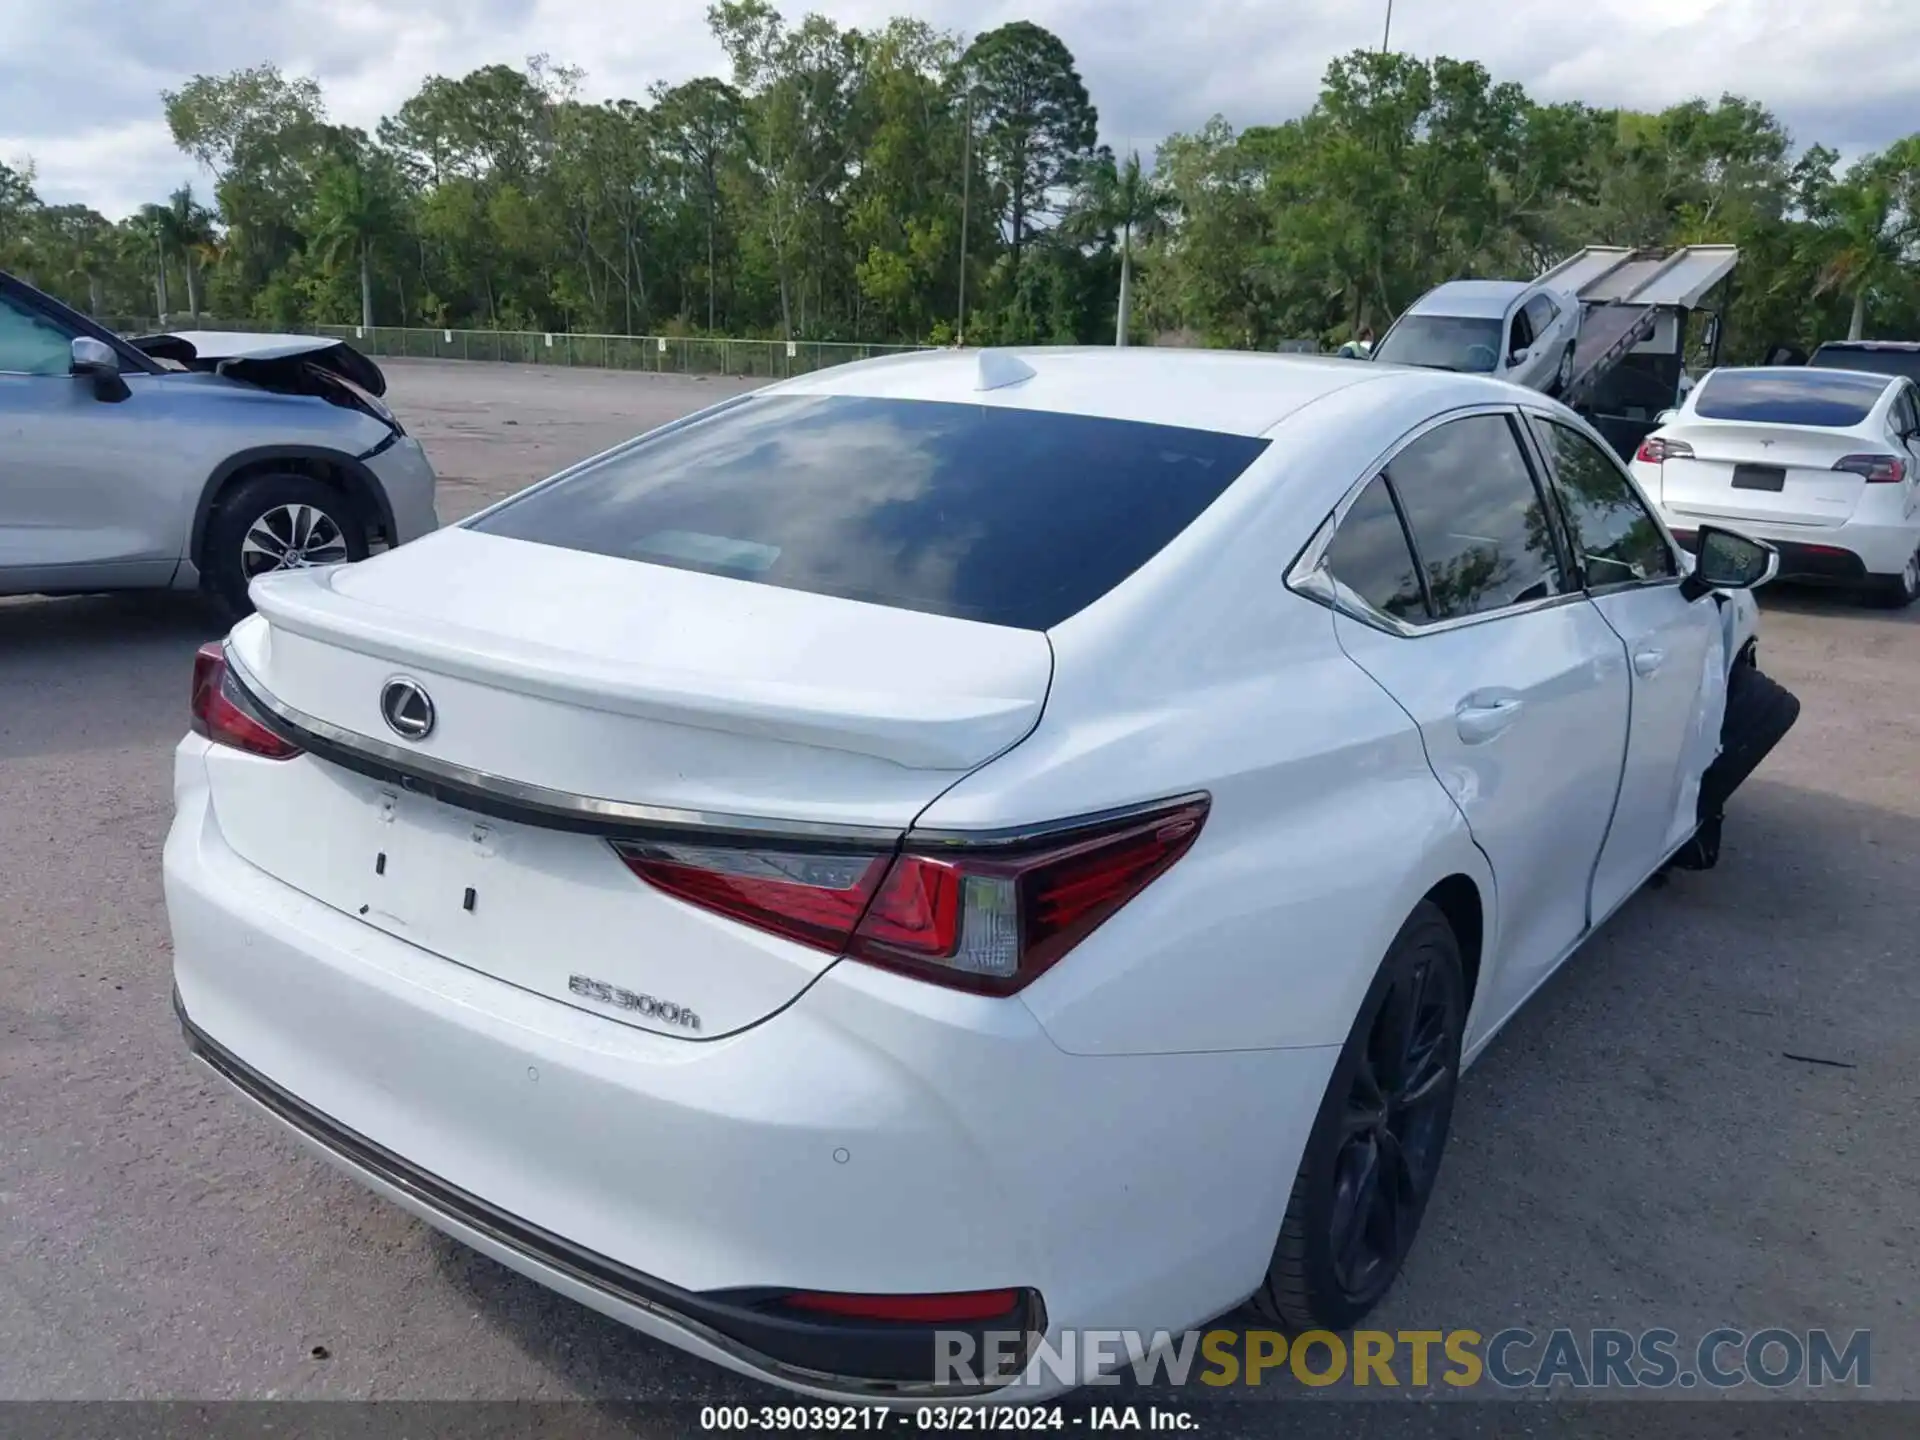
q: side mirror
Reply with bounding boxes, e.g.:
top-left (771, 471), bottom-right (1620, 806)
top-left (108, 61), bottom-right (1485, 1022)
top-left (70, 336), bottom-right (131, 403)
top-left (1682, 524), bottom-right (1778, 599)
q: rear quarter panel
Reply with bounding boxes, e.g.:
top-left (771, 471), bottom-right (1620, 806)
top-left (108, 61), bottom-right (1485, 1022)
top-left (915, 382), bottom-right (1502, 1057)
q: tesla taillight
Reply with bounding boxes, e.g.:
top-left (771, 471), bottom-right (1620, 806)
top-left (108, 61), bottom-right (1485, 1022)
top-left (1636, 436), bottom-right (1693, 463)
top-left (613, 797), bottom-right (1209, 995)
top-left (190, 643), bottom-right (302, 760)
top-left (1834, 453), bottom-right (1906, 484)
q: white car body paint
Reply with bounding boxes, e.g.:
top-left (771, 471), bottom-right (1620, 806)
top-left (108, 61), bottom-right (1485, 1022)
top-left (1635, 366), bottom-right (1920, 586)
top-left (165, 348), bottom-right (1777, 1400)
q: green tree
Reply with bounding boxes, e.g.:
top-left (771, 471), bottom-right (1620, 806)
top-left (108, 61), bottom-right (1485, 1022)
top-left (653, 78), bottom-right (747, 332)
top-left (961, 21), bottom-right (1098, 275)
top-left (309, 151), bottom-right (405, 328)
top-left (1069, 148), bottom-right (1173, 345)
top-left (1800, 140), bottom-right (1920, 339)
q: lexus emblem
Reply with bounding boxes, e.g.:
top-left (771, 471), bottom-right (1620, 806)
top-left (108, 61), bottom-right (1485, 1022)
top-left (380, 678), bottom-right (435, 741)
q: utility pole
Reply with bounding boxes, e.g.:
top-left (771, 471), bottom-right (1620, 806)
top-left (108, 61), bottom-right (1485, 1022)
top-left (957, 86), bottom-right (972, 347)
top-left (1381, 0), bottom-right (1394, 52)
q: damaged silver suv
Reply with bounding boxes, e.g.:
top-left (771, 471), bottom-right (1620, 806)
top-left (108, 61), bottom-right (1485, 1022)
top-left (0, 269), bottom-right (439, 614)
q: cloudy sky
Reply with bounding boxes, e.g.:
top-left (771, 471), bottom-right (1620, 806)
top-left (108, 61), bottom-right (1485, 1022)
top-left (5, 0), bottom-right (1917, 219)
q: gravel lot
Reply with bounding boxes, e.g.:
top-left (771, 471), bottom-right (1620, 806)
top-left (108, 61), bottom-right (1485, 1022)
top-left (2, 358), bottom-right (1915, 1403)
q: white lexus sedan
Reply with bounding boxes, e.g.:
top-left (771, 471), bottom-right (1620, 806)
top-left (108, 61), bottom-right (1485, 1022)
top-left (166, 349), bottom-right (1797, 1400)
top-left (1632, 365), bottom-right (1920, 606)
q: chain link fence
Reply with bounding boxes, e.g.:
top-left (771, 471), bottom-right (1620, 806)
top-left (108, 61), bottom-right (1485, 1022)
top-left (102, 318), bottom-right (932, 380)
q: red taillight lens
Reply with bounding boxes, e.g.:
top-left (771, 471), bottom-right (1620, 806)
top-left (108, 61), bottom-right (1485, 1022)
top-left (1834, 453), bottom-right (1906, 484)
top-left (1636, 436), bottom-right (1693, 463)
top-left (190, 643), bottom-right (302, 760)
top-left (779, 1289), bottom-right (1021, 1323)
top-left (615, 798), bottom-right (1208, 995)
top-left (614, 842), bottom-right (891, 953)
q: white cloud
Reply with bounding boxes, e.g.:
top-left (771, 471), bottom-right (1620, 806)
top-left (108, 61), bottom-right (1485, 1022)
top-left (3, 0), bottom-right (1916, 218)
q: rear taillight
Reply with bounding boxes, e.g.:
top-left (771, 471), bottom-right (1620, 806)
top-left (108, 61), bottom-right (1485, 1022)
top-left (190, 643), bottom-right (302, 760)
top-left (1636, 436), bottom-right (1693, 463)
top-left (1834, 453), bottom-right (1906, 484)
top-left (614, 797), bottom-right (1208, 995)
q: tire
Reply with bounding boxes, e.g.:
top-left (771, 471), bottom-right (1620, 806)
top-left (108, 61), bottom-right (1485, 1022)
top-left (1250, 901), bottom-right (1466, 1331)
top-left (1862, 550), bottom-right (1920, 609)
top-left (203, 473), bottom-right (368, 616)
top-left (1550, 345), bottom-right (1575, 398)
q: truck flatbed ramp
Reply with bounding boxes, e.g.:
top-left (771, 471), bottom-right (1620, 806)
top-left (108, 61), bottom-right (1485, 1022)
top-left (1537, 244), bottom-right (1739, 406)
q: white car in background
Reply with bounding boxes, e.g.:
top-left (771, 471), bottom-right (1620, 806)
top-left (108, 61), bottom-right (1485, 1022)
top-left (1372, 279), bottom-right (1583, 395)
top-left (167, 349), bottom-right (1795, 1400)
top-left (1634, 366), bottom-right (1920, 607)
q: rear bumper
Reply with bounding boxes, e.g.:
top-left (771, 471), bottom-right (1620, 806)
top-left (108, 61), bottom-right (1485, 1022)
top-left (360, 436), bottom-right (441, 546)
top-left (175, 993), bottom-right (1041, 1394)
top-left (164, 741), bottom-right (1331, 1397)
top-left (1664, 510), bottom-right (1918, 581)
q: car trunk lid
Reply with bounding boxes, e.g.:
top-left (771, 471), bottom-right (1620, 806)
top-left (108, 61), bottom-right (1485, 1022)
top-left (202, 527), bottom-right (1053, 1038)
top-left (1656, 421), bottom-right (1878, 528)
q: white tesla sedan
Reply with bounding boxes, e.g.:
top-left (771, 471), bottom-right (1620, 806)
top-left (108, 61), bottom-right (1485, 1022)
top-left (166, 348), bottom-right (1796, 1399)
top-left (1633, 365), bottom-right (1920, 606)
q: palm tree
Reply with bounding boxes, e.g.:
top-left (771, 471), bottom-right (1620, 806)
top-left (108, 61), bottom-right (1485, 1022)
top-left (310, 156), bottom-right (402, 330)
top-left (1803, 145), bottom-right (1917, 341)
top-left (132, 207), bottom-right (171, 319)
top-left (1071, 148), bottom-right (1176, 346)
top-left (141, 187), bottom-right (216, 319)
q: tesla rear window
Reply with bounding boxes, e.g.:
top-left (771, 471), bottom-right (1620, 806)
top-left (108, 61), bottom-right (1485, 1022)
top-left (472, 394), bottom-right (1270, 630)
top-left (1694, 370), bottom-right (1890, 427)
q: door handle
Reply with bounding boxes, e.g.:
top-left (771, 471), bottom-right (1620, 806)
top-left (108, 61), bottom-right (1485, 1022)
top-left (1633, 647), bottom-right (1667, 677)
top-left (1455, 696), bottom-right (1525, 745)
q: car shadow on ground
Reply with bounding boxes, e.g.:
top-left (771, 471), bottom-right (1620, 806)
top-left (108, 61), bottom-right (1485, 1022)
top-left (0, 592), bottom-right (224, 761)
top-left (1756, 581), bottom-right (1920, 625)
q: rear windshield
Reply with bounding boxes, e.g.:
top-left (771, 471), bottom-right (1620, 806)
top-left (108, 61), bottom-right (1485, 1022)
top-left (1693, 369), bottom-right (1890, 428)
top-left (472, 394), bottom-right (1270, 631)
top-left (1807, 345), bottom-right (1920, 383)
top-left (1373, 316), bottom-right (1503, 374)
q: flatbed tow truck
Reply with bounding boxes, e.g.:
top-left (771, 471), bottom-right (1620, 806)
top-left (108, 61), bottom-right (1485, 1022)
top-left (1535, 244), bottom-right (1740, 460)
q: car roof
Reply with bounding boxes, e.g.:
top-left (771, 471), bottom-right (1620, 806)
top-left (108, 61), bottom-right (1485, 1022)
top-left (764, 346), bottom-right (1445, 438)
top-left (1406, 280), bottom-right (1529, 318)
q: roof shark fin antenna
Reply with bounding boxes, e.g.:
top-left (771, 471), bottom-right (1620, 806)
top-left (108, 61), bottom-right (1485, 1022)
top-left (974, 350), bottom-right (1037, 392)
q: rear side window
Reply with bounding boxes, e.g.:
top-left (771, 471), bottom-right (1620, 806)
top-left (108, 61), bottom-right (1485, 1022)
top-left (1695, 369), bottom-right (1891, 428)
top-left (1808, 346), bottom-right (1920, 383)
top-left (1385, 413), bottom-right (1568, 621)
top-left (472, 394), bottom-right (1270, 631)
top-left (1322, 477), bottom-right (1426, 622)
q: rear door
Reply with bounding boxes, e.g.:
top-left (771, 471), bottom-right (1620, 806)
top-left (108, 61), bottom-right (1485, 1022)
top-left (1519, 295), bottom-right (1562, 389)
top-left (1502, 303), bottom-right (1538, 385)
top-left (1320, 409), bottom-right (1632, 1022)
top-left (1527, 413), bottom-right (1723, 915)
top-left (1659, 369), bottom-right (1896, 529)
